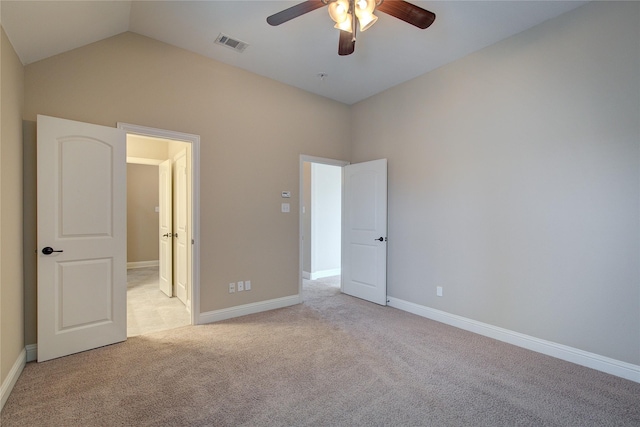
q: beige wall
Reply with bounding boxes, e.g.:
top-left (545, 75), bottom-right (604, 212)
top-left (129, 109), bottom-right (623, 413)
top-left (352, 1), bottom-right (640, 364)
top-left (21, 121), bottom-right (36, 347)
top-left (127, 163), bottom-right (159, 263)
top-left (127, 134), bottom-right (169, 161)
top-left (22, 32), bottom-right (352, 343)
top-left (1, 26), bottom-right (25, 390)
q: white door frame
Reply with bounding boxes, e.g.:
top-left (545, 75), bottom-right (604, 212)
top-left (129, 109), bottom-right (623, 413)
top-left (298, 155), bottom-right (349, 299)
top-left (118, 122), bottom-right (201, 325)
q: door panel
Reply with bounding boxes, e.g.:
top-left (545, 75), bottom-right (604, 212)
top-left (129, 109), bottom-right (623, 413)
top-left (158, 159), bottom-right (173, 297)
top-left (58, 259), bottom-right (112, 329)
top-left (38, 115), bottom-right (126, 362)
top-left (60, 139), bottom-right (112, 236)
top-left (342, 159), bottom-right (387, 305)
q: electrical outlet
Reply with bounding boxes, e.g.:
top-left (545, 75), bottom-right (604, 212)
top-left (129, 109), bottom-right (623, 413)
top-left (229, 282), bottom-right (235, 293)
top-left (237, 281), bottom-right (244, 292)
top-left (245, 280), bottom-right (251, 291)
top-left (436, 286), bottom-right (443, 297)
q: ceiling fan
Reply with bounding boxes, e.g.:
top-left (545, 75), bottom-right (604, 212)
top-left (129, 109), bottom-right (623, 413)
top-left (266, 0), bottom-right (436, 56)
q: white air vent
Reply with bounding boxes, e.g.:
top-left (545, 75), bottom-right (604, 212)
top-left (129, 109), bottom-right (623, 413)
top-left (215, 33), bottom-right (249, 53)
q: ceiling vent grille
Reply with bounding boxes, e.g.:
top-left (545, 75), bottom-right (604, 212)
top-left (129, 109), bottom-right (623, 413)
top-left (215, 33), bottom-right (249, 53)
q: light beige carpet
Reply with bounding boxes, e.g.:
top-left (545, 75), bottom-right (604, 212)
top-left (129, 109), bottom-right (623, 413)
top-left (2, 278), bottom-right (639, 426)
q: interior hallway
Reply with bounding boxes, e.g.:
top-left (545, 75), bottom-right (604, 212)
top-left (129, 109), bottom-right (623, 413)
top-left (127, 267), bottom-right (190, 337)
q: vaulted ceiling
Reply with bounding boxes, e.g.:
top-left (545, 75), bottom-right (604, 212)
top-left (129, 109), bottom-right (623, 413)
top-left (1, 1), bottom-right (587, 104)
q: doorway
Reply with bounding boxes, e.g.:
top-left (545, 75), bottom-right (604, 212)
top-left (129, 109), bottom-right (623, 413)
top-left (126, 136), bottom-right (191, 336)
top-left (120, 122), bottom-right (201, 335)
top-left (299, 156), bottom-right (349, 299)
top-left (299, 155), bottom-right (389, 306)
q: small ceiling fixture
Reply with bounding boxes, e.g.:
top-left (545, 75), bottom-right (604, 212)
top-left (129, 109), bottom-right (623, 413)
top-left (267, 0), bottom-right (435, 56)
top-left (328, 0), bottom-right (378, 34)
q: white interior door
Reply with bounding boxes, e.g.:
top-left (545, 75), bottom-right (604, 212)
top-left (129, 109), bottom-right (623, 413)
top-left (37, 115), bottom-right (127, 362)
top-left (174, 150), bottom-right (188, 304)
top-left (342, 159), bottom-right (388, 305)
top-left (158, 159), bottom-right (173, 297)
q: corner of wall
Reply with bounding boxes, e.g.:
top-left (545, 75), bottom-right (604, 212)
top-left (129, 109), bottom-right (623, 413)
top-left (1, 22), bottom-right (26, 402)
top-left (0, 349), bottom-right (26, 412)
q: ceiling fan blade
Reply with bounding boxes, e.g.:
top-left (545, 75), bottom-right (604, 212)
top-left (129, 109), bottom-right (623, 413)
top-left (338, 30), bottom-right (355, 56)
top-left (377, 0), bottom-right (436, 29)
top-left (266, 0), bottom-right (326, 26)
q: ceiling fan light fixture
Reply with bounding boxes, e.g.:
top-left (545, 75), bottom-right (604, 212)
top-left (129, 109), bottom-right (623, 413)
top-left (328, 0), bottom-right (350, 24)
top-left (354, 0), bottom-right (378, 32)
top-left (334, 14), bottom-right (353, 32)
top-left (356, 0), bottom-right (376, 15)
top-left (357, 12), bottom-right (378, 32)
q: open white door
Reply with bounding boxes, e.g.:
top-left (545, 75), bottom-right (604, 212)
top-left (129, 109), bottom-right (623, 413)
top-left (37, 115), bottom-right (127, 362)
top-left (174, 149), bottom-right (189, 305)
top-left (158, 159), bottom-right (173, 297)
top-left (342, 159), bottom-right (388, 305)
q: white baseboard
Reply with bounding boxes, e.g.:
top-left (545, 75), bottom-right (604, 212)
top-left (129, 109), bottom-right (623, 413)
top-left (127, 260), bottom-right (159, 269)
top-left (302, 271), bottom-right (311, 280)
top-left (1, 348), bottom-right (26, 411)
top-left (310, 268), bottom-right (341, 280)
top-left (199, 295), bottom-right (301, 324)
top-left (26, 344), bottom-right (38, 362)
top-left (387, 297), bottom-right (640, 384)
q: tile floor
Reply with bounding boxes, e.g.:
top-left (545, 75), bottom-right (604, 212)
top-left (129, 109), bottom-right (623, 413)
top-left (127, 267), bottom-right (191, 337)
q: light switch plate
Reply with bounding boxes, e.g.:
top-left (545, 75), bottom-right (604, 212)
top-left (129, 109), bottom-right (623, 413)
top-left (281, 203), bottom-right (290, 213)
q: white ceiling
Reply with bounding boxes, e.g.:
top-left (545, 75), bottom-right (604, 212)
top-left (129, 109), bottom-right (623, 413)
top-left (1, 1), bottom-right (587, 105)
